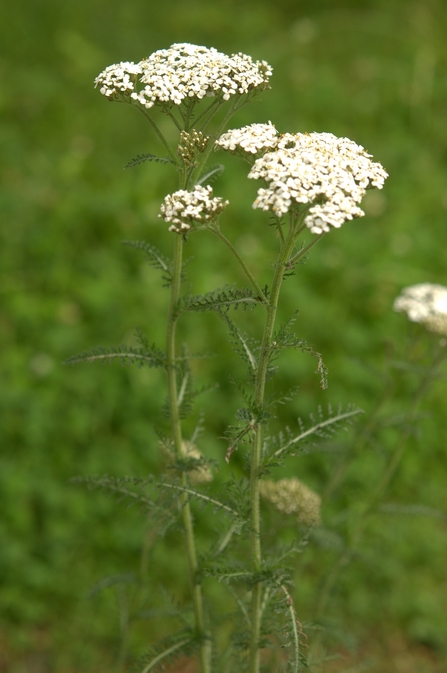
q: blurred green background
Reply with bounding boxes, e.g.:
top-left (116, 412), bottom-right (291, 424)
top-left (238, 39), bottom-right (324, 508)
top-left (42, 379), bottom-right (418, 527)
top-left (1, 0), bottom-right (447, 671)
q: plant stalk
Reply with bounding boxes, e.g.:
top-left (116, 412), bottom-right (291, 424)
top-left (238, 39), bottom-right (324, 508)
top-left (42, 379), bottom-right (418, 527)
top-left (166, 233), bottom-right (211, 673)
top-left (248, 216), bottom-right (303, 673)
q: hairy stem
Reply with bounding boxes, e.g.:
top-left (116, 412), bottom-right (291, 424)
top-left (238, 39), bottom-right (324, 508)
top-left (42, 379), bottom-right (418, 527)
top-left (166, 233), bottom-right (211, 673)
top-left (248, 216), bottom-right (302, 673)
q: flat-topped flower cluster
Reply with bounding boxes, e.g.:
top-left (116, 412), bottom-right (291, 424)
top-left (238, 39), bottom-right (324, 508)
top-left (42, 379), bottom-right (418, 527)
top-left (95, 43), bottom-right (272, 108)
top-left (394, 283), bottom-right (447, 336)
top-left (159, 185), bottom-right (229, 233)
top-left (216, 125), bottom-right (388, 234)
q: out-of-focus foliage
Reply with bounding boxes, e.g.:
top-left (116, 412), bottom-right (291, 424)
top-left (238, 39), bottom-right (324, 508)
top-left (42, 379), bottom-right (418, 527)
top-left (1, 0), bottom-right (446, 670)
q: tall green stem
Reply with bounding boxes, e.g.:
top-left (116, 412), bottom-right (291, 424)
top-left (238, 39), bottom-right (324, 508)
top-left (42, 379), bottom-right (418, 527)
top-left (248, 217), bottom-right (302, 673)
top-left (166, 234), bottom-right (211, 673)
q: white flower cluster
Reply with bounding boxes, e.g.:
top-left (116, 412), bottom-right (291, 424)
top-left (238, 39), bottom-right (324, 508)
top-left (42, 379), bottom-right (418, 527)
top-left (394, 283), bottom-right (447, 336)
top-left (159, 185), bottom-right (229, 233)
top-left (216, 122), bottom-right (279, 155)
top-left (250, 132), bottom-right (388, 232)
top-left (217, 130), bottom-right (387, 233)
top-left (94, 61), bottom-right (143, 98)
top-left (260, 477), bottom-right (321, 527)
top-left (95, 43), bottom-right (272, 108)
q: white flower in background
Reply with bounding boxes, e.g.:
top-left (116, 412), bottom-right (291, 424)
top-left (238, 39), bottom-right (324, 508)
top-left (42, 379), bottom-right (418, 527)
top-left (162, 441), bottom-right (213, 484)
top-left (180, 442), bottom-right (213, 484)
top-left (95, 43), bottom-right (272, 108)
top-left (159, 185), bottom-right (229, 233)
top-left (393, 283), bottom-right (447, 336)
top-left (247, 132), bottom-right (388, 233)
top-left (260, 477), bottom-right (321, 527)
top-left (216, 122), bottom-right (279, 155)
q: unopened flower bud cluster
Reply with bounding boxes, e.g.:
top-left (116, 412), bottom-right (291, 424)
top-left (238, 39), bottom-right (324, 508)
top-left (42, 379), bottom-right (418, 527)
top-left (95, 43), bottom-right (272, 109)
top-left (394, 283), bottom-right (447, 336)
top-left (217, 126), bottom-right (388, 234)
top-left (159, 185), bottom-right (229, 233)
top-left (260, 477), bottom-right (321, 527)
top-left (177, 130), bottom-right (209, 166)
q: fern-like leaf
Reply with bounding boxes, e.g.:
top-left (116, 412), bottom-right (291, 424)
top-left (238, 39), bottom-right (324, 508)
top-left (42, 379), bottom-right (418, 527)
top-left (271, 310), bottom-right (301, 349)
top-left (220, 313), bottom-right (259, 376)
top-left (155, 480), bottom-right (239, 517)
top-left (134, 630), bottom-right (197, 673)
top-left (271, 310), bottom-right (328, 389)
top-left (124, 153), bottom-right (174, 168)
top-left (263, 405), bottom-right (363, 466)
top-left (64, 342), bottom-right (166, 369)
top-left (180, 285), bottom-right (260, 314)
top-left (70, 475), bottom-right (176, 523)
top-left (89, 474), bottom-right (239, 519)
top-left (278, 583), bottom-right (301, 673)
top-left (301, 344), bottom-right (328, 390)
top-left (122, 240), bottom-right (172, 281)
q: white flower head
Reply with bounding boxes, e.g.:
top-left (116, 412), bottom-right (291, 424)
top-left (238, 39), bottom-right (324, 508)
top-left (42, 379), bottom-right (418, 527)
top-left (216, 122), bottom-right (279, 155)
top-left (393, 283), bottom-right (447, 336)
top-left (260, 477), bottom-right (322, 527)
top-left (159, 185), bottom-right (229, 233)
top-left (248, 132), bottom-right (388, 233)
top-left (95, 43), bottom-right (272, 109)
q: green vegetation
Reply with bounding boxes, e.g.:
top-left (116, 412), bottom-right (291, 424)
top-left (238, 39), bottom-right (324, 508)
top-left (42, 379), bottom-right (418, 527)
top-left (1, 0), bottom-right (446, 671)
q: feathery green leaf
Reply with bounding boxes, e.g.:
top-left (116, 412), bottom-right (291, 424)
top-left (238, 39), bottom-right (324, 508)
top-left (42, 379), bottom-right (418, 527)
top-left (262, 405), bottom-right (363, 467)
top-left (180, 285), bottom-right (260, 314)
top-left (196, 163), bottom-right (225, 185)
top-left (133, 630), bottom-right (197, 673)
top-left (64, 342), bottom-right (166, 368)
top-left (122, 240), bottom-right (172, 283)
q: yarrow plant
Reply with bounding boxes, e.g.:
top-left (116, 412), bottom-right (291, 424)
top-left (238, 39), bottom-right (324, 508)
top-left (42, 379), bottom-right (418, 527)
top-left (69, 43), bottom-right (390, 673)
